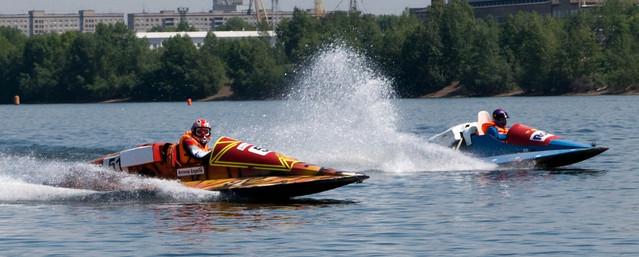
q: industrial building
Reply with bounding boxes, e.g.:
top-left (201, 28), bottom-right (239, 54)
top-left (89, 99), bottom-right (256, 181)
top-left (0, 10), bottom-right (124, 36)
top-left (78, 10), bottom-right (124, 33)
top-left (127, 8), bottom-right (293, 32)
top-left (213, 0), bottom-right (245, 12)
top-left (137, 31), bottom-right (276, 49)
top-left (409, 0), bottom-right (610, 20)
top-left (469, 0), bottom-right (600, 19)
top-left (0, 0), bottom-right (327, 36)
top-left (0, 14), bottom-right (29, 34)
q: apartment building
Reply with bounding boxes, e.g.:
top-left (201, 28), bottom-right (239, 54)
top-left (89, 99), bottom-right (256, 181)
top-left (127, 9), bottom-right (293, 32)
top-left (79, 10), bottom-right (125, 33)
top-left (409, 0), bottom-right (627, 21)
top-left (0, 14), bottom-right (30, 34)
top-left (0, 8), bottom-right (293, 35)
top-left (0, 10), bottom-right (124, 36)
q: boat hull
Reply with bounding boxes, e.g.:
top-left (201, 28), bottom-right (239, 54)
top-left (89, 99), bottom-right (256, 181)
top-left (184, 174), bottom-right (368, 199)
top-left (483, 147), bottom-right (608, 168)
top-left (91, 137), bottom-right (368, 199)
top-left (432, 120), bottom-right (608, 168)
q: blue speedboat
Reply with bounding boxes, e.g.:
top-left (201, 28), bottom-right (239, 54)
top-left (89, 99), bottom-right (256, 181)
top-left (430, 111), bottom-right (608, 168)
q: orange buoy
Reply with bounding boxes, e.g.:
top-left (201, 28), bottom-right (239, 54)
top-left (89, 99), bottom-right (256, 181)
top-left (14, 95), bottom-right (20, 105)
top-left (187, 98), bottom-right (192, 106)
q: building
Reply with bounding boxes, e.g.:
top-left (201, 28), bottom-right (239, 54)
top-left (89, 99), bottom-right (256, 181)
top-left (79, 10), bottom-right (125, 33)
top-left (0, 14), bottom-right (30, 34)
top-left (127, 8), bottom-right (293, 32)
top-left (0, 7), bottom-right (296, 35)
top-left (137, 30), bottom-right (276, 49)
top-left (469, 0), bottom-right (592, 19)
top-left (213, 0), bottom-right (245, 12)
top-left (409, 0), bottom-right (610, 21)
top-left (408, 6), bottom-right (428, 22)
top-left (0, 10), bottom-right (124, 36)
top-left (29, 10), bottom-right (80, 35)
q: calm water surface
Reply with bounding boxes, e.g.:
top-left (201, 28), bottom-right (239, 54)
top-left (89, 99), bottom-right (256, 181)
top-left (1, 96), bottom-right (638, 256)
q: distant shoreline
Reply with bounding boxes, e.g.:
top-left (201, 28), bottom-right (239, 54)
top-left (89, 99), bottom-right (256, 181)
top-left (3, 91), bottom-right (629, 105)
top-left (421, 84), bottom-right (639, 98)
top-left (7, 85), bottom-right (639, 105)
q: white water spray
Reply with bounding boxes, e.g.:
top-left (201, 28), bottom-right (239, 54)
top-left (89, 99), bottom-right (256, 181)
top-left (260, 45), bottom-right (494, 172)
top-left (0, 154), bottom-right (218, 202)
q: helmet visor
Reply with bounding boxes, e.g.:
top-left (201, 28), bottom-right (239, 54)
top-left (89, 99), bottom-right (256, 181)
top-left (494, 112), bottom-right (509, 120)
top-left (195, 127), bottom-right (211, 137)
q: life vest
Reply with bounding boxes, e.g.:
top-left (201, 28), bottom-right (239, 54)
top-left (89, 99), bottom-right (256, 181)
top-left (481, 121), bottom-right (509, 135)
top-left (176, 131), bottom-right (210, 166)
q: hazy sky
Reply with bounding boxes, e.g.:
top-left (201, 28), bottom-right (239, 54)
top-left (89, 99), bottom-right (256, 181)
top-left (0, 0), bottom-right (430, 15)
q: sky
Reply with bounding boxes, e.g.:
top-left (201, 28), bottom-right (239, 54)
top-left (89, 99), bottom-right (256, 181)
top-left (0, 0), bottom-right (430, 15)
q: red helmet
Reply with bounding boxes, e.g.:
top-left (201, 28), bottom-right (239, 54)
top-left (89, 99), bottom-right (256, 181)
top-left (191, 118), bottom-right (212, 145)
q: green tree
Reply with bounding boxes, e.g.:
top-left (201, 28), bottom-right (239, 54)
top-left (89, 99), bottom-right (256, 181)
top-left (551, 12), bottom-right (602, 92)
top-left (462, 19), bottom-right (513, 95)
top-left (316, 12), bottom-right (383, 54)
top-left (0, 27), bottom-right (27, 103)
top-left (276, 8), bottom-right (321, 62)
top-left (502, 13), bottom-right (560, 94)
top-left (439, 0), bottom-right (477, 83)
top-left (135, 35), bottom-right (199, 100)
top-left (19, 33), bottom-right (75, 102)
top-left (195, 34), bottom-right (228, 97)
top-left (217, 17), bottom-right (256, 31)
top-left (373, 14), bottom-right (421, 85)
top-left (149, 21), bottom-right (196, 32)
top-left (91, 23), bottom-right (152, 100)
top-left (134, 34), bottom-right (226, 101)
top-left (595, 0), bottom-right (639, 92)
top-left (177, 21), bottom-right (197, 31)
top-left (222, 39), bottom-right (285, 99)
top-left (396, 3), bottom-right (446, 96)
top-left (398, 22), bottom-right (446, 96)
top-left (59, 33), bottom-right (98, 102)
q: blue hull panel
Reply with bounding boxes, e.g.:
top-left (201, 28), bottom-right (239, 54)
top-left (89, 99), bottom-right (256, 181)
top-left (481, 147), bottom-right (608, 168)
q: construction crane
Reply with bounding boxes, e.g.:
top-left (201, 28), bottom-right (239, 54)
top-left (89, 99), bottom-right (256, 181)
top-left (349, 0), bottom-right (358, 13)
top-left (247, 0), bottom-right (270, 26)
top-left (213, 0), bottom-right (243, 12)
top-left (315, 0), bottom-right (326, 17)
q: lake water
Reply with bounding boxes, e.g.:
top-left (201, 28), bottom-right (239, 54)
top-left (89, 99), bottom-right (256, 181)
top-left (1, 96), bottom-right (637, 256)
top-left (1, 47), bottom-right (638, 256)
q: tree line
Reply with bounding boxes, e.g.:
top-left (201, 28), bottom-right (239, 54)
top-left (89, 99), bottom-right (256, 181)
top-left (277, 0), bottom-right (639, 96)
top-left (1, 0), bottom-right (638, 103)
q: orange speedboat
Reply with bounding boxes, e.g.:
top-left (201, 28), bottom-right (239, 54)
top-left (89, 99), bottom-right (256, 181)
top-left (91, 137), bottom-right (368, 199)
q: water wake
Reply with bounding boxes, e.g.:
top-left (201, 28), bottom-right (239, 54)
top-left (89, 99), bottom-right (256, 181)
top-left (257, 45), bottom-right (494, 172)
top-left (0, 154), bottom-right (218, 203)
